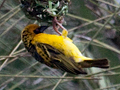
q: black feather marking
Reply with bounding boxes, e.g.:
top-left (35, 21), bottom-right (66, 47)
top-left (37, 43), bottom-right (51, 58)
top-left (28, 44), bottom-right (45, 63)
top-left (40, 43), bottom-right (63, 55)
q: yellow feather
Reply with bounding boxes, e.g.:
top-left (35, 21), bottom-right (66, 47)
top-left (62, 29), bottom-right (68, 38)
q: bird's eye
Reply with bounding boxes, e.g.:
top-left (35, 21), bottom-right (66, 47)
top-left (34, 28), bottom-right (40, 34)
top-left (34, 26), bottom-right (49, 34)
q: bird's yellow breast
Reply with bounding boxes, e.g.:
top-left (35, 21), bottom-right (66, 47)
top-left (31, 33), bottom-right (91, 62)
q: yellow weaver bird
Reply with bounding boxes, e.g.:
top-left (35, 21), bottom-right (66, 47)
top-left (21, 24), bottom-right (109, 74)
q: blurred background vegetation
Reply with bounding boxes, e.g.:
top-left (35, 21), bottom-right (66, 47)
top-left (0, 0), bottom-right (120, 90)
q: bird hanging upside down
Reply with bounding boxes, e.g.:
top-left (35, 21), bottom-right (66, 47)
top-left (21, 24), bottom-right (109, 75)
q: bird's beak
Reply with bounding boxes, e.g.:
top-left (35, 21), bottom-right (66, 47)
top-left (37, 26), bottom-right (49, 33)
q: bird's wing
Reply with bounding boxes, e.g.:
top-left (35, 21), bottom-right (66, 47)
top-left (35, 42), bottom-right (87, 74)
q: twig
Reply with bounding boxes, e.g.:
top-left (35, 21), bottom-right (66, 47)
top-left (0, 5), bottom-right (20, 20)
top-left (81, 7), bottom-right (120, 53)
top-left (13, 48), bottom-right (26, 55)
top-left (96, 0), bottom-right (119, 8)
top-left (35, 79), bottom-right (69, 90)
top-left (0, 0), bottom-right (6, 10)
top-left (52, 72), bottom-right (67, 90)
top-left (0, 62), bottom-right (38, 89)
top-left (0, 40), bottom-right (22, 71)
top-left (95, 84), bottom-right (120, 90)
top-left (0, 8), bottom-right (21, 27)
top-left (93, 39), bottom-right (120, 54)
top-left (0, 49), bottom-right (26, 61)
top-left (76, 35), bottom-right (120, 54)
top-left (0, 52), bottom-right (27, 58)
top-left (68, 11), bottom-right (120, 32)
top-left (0, 15), bottom-right (25, 37)
top-left (96, 72), bottom-right (120, 76)
top-left (0, 78), bottom-right (13, 88)
top-left (0, 74), bottom-right (101, 80)
top-left (9, 79), bottom-right (27, 90)
top-left (89, 0), bottom-right (113, 14)
top-left (67, 13), bottom-right (111, 30)
top-left (86, 65), bottom-right (120, 77)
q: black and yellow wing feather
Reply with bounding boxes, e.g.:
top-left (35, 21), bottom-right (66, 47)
top-left (34, 42), bottom-right (87, 74)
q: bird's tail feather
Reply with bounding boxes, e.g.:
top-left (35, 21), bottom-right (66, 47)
top-left (79, 59), bottom-right (109, 68)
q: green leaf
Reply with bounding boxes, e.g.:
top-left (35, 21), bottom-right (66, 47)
top-left (49, 1), bottom-right (53, 9)
top-left (54, 1), bottom-right (60, 9)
